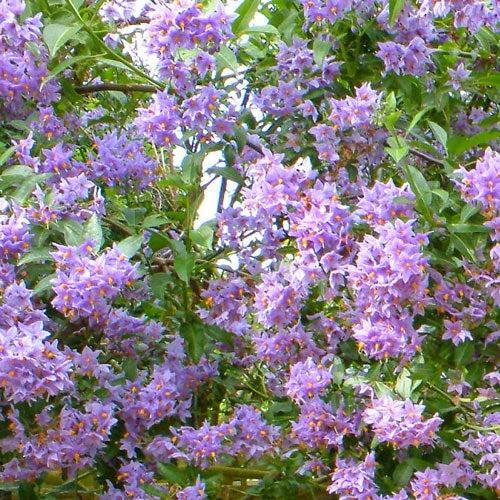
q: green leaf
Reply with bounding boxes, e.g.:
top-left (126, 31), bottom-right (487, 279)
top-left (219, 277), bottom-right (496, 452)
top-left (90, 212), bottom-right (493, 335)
top-left (122, 207), bottom-right (147, 226)
top-left (455, 341), bottom-right (474, 366)
top-left (83, 214), bottom-right (103, 250)
top-left (179, 322), bottom-right (206, 363)
top-left (313, 37), bottom-right (331, 66)
top-left (449, 223), bottom-right (490, 234)
top-left (240, 25), bottom-right (280, 37)
top-left (395, 368), bottom-right (416, 399)
top-left (0, 146), bottom-right (16, 167)
top-left (18, 247), bottom-right (54, 265)
top-left (42, 54), bottom-right (101, 89)
top-left (393, 461), bottom-right (413, 486)
top-left (232, 0), bottom-right (261, 35)
top-left (234, 125), bottom-right (247, 154)
top-left (33, 273), bottom-right (56, 296)
top-left (157, 463), bottom-right (187, 486)
top-left (43, 24), bottom-right (82, 58)
top-left (11, 173), bottom-right (51, 202)
top-left (123, 358), bottom-right (137, 381)
top-left (98, 58), bottom-right (132, 71)
top-left (117, 235), bottom-right (143, 258)
top-left (208, 166), bottom-right (244, 184)
top-left (448, 130), bottom-right (500, 156)
top-left (149, 273), bottom-right (170, 299)
top-left (18, 483), bottom-right (38, 500)
top-left (374, 381), bottom-right (393, 398)
top-left (203, 324), bottom-right (234, 346)
top-left (143, 214), bottom-right (169, 229)
top-left (173, 253), bottom-right (196, 283)
top-left (389, 0), bottom-right (405, 26)
top-left (58, 218), bottom-right (86, 246)
top-left (140, 484), bottom-right (166, 498)
top-left (190, 223), bottom-right (214, 249)
top-left (385, 136), bottom-right (408, 163)
top-left (459, 203), bottom-right (480, 223)
top-left (215, 45), bottom-right (239, 73)
top-left (428, 121), bottom-right (448, 153)
top-left (449, 233), bottom-right (478, 263)
top-left (402, 163), bottom-right (434, 222)
top-left (181, 153), bottom-right (203, 184)
top-left (405, 106), bottom-right (435, 137)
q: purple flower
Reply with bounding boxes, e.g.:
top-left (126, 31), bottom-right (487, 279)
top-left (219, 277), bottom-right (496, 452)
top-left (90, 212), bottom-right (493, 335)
top-left (442, 318), bottom-right (473, 345)
top-left (285, 358), bottom-right (332, 402)
top-left (177, 477), bottom-right (207, 500)
top-left (448, 62), bottom-right (471, 90)
top-left (363, 395), bottom-right (442, 449)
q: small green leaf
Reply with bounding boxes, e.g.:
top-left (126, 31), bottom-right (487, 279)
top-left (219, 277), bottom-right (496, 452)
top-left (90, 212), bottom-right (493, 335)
top-left (403, 164), bottom-right (434, 222)
top-left (181, 153), bottom-right (203, 184)
top-left (33, 273), bottom-right (57, 296)
top-left (190, 223), bottom-right (214, 249)
top-left (449, 224), bottom-right (490, 234)
top-left (449, 233), bottom-right (478, 263)
top-left (428, 121), bottom-right (448, 153)
top-left (43, 24), bottom-right (82, 57)
top-left (386, 136), bottom-right (408, 163)
top-left (234, 125), bottom-right (247, 154)
top-left (173, 253), bottom-right (196, 283)
top-left (215, 45), bottom-right (239, 73)
top-left (240, 25), bottom-right (280, 37)
top-left (313, 37), bottom-right (331, 66)
top-left (83, 214), bottom-right (103, 250)
top-left (209, 166), bottom-right (244, 184)
top-left (179, 322), bottom-right (206, 363)
top-left (117, 235), bottom-right (143, 258)
top-left (389, 0), bottom-right (406, 26)
top-left (232, 0), bottom-right (260, 35)
top-left (448, 130), bottom-right (500, 156)
top-left (140, 484), bottom-right (166, 498)
top-left (395, 368), bottom-right (418, 398)
top-left (149, 273), bottom-right (170, 299)
top-left (18, 247), bottom-right (54, 265)
top-left (405, 106), bottom-right (435, 137)
top-left (393, 462), bottom-right (413, 486)
top-left (143, 214), bottom-right (169, 229)
top-left (58, 218), bottom-right (85, 246)
top-left (123, 358), bottom-right (137, 381)
top-left (12, 174), bottom-right (51, 202)
top-left (122, 207), bottom-right (147, 227)
top-left (0, 146), bottom-right (16, 167)
top-left (454, 341), bottom-right (474, 366)
top-left (157, 463), bottom-right (187, 486)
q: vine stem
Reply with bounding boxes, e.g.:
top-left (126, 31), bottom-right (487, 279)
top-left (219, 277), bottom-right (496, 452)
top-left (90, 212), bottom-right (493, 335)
top-left (205, 465), bottom-right (275, 479)
top-left (75, 83), bottom-right (157, 94)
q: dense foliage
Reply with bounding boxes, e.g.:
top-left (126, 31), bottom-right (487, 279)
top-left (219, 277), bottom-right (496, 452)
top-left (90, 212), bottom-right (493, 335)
top-left (3, 0), bottom-right (500, 498)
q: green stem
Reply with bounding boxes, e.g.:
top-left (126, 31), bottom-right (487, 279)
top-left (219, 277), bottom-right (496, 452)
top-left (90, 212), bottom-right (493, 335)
top-left (65, 0), bottom-right (163, 89)
top-left (432, 48), bottom-right (475, 59)
top-left (206, 465), bottom-right (275, 479)
top-left (468, 423), bottom-right (500, 432)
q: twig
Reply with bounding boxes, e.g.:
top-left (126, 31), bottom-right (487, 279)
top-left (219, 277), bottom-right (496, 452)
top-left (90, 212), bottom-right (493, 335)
top-left (75, 83), bottom-right (157, 94)
top-left (408, 147), bottom-right (444, 166)
top-left (205, 465), bottom-right (275, 479)
top-left (217, 177), bottom-right (227, 213)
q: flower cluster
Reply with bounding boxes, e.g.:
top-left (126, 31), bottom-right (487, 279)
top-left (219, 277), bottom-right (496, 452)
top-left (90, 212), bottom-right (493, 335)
top-left (0, 0), bottom-right (59, 119)
top-left (363, 395), bottom-right (442, 449)
top-left (145, 1), bottom-right (234, 87)
top-left (50, 241), bottom-right (139, 325)
top-left (349, 219), bottom-right (429, 359)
